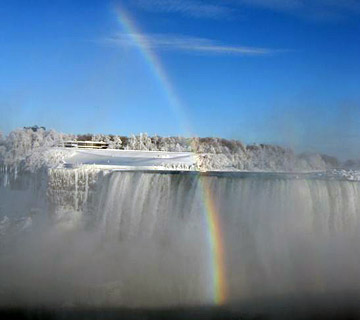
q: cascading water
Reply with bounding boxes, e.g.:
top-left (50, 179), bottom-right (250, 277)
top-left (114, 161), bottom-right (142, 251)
top-left (1, 169), bottom-right (360, 309)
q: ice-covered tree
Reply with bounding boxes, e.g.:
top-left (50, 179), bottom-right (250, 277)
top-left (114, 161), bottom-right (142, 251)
top-left (108, 136), bottom-right (122, 149)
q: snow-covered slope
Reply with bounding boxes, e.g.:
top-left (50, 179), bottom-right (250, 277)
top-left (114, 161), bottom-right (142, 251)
top-left (60, 148), bottom-right (197, 171)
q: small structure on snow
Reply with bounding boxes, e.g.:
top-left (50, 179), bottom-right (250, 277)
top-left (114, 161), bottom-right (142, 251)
top-left (63, 141), bottom-right (109, 149)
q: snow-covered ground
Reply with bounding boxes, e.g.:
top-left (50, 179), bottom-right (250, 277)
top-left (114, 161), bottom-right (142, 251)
top-left (57, 148), bottom-right (197, 171)
top-left (46, 148), bottom-right (360, 178)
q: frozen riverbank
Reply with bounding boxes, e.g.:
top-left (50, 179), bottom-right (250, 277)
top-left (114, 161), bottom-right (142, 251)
top-left (59, 148), bottom-right (196, 171)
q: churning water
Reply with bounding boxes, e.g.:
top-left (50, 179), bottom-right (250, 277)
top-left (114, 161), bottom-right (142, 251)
top-left (1, 169), bottom-right (360, 317)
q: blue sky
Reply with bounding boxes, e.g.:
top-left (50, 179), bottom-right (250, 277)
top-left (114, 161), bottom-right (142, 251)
top-left (1, 0), bottom-right (360, 158)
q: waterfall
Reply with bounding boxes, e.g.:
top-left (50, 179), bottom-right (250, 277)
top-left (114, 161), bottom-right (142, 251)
top-left (1, 169), bottom-right (360, 308)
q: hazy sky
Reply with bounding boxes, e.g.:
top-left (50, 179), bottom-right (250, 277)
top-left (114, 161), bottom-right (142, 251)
top-left (1, 0), bottom-right (360, 158)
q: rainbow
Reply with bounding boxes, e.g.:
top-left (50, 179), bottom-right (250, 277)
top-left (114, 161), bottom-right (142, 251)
top-left (200, 176), bottom-right (227, 304)
top-left (113, 4), bottom-right (227, 305)
top-left (113, 6), bottom-right (191, 135)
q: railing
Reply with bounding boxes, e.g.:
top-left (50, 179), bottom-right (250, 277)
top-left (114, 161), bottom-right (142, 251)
top-left (63, 141), bottom-right (109, 149)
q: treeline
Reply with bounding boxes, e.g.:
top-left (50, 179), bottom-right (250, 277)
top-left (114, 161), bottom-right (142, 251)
top-left (0, 127), bottom-right (349, 172)
top-left (66, 132), bottom-right (341, 171)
